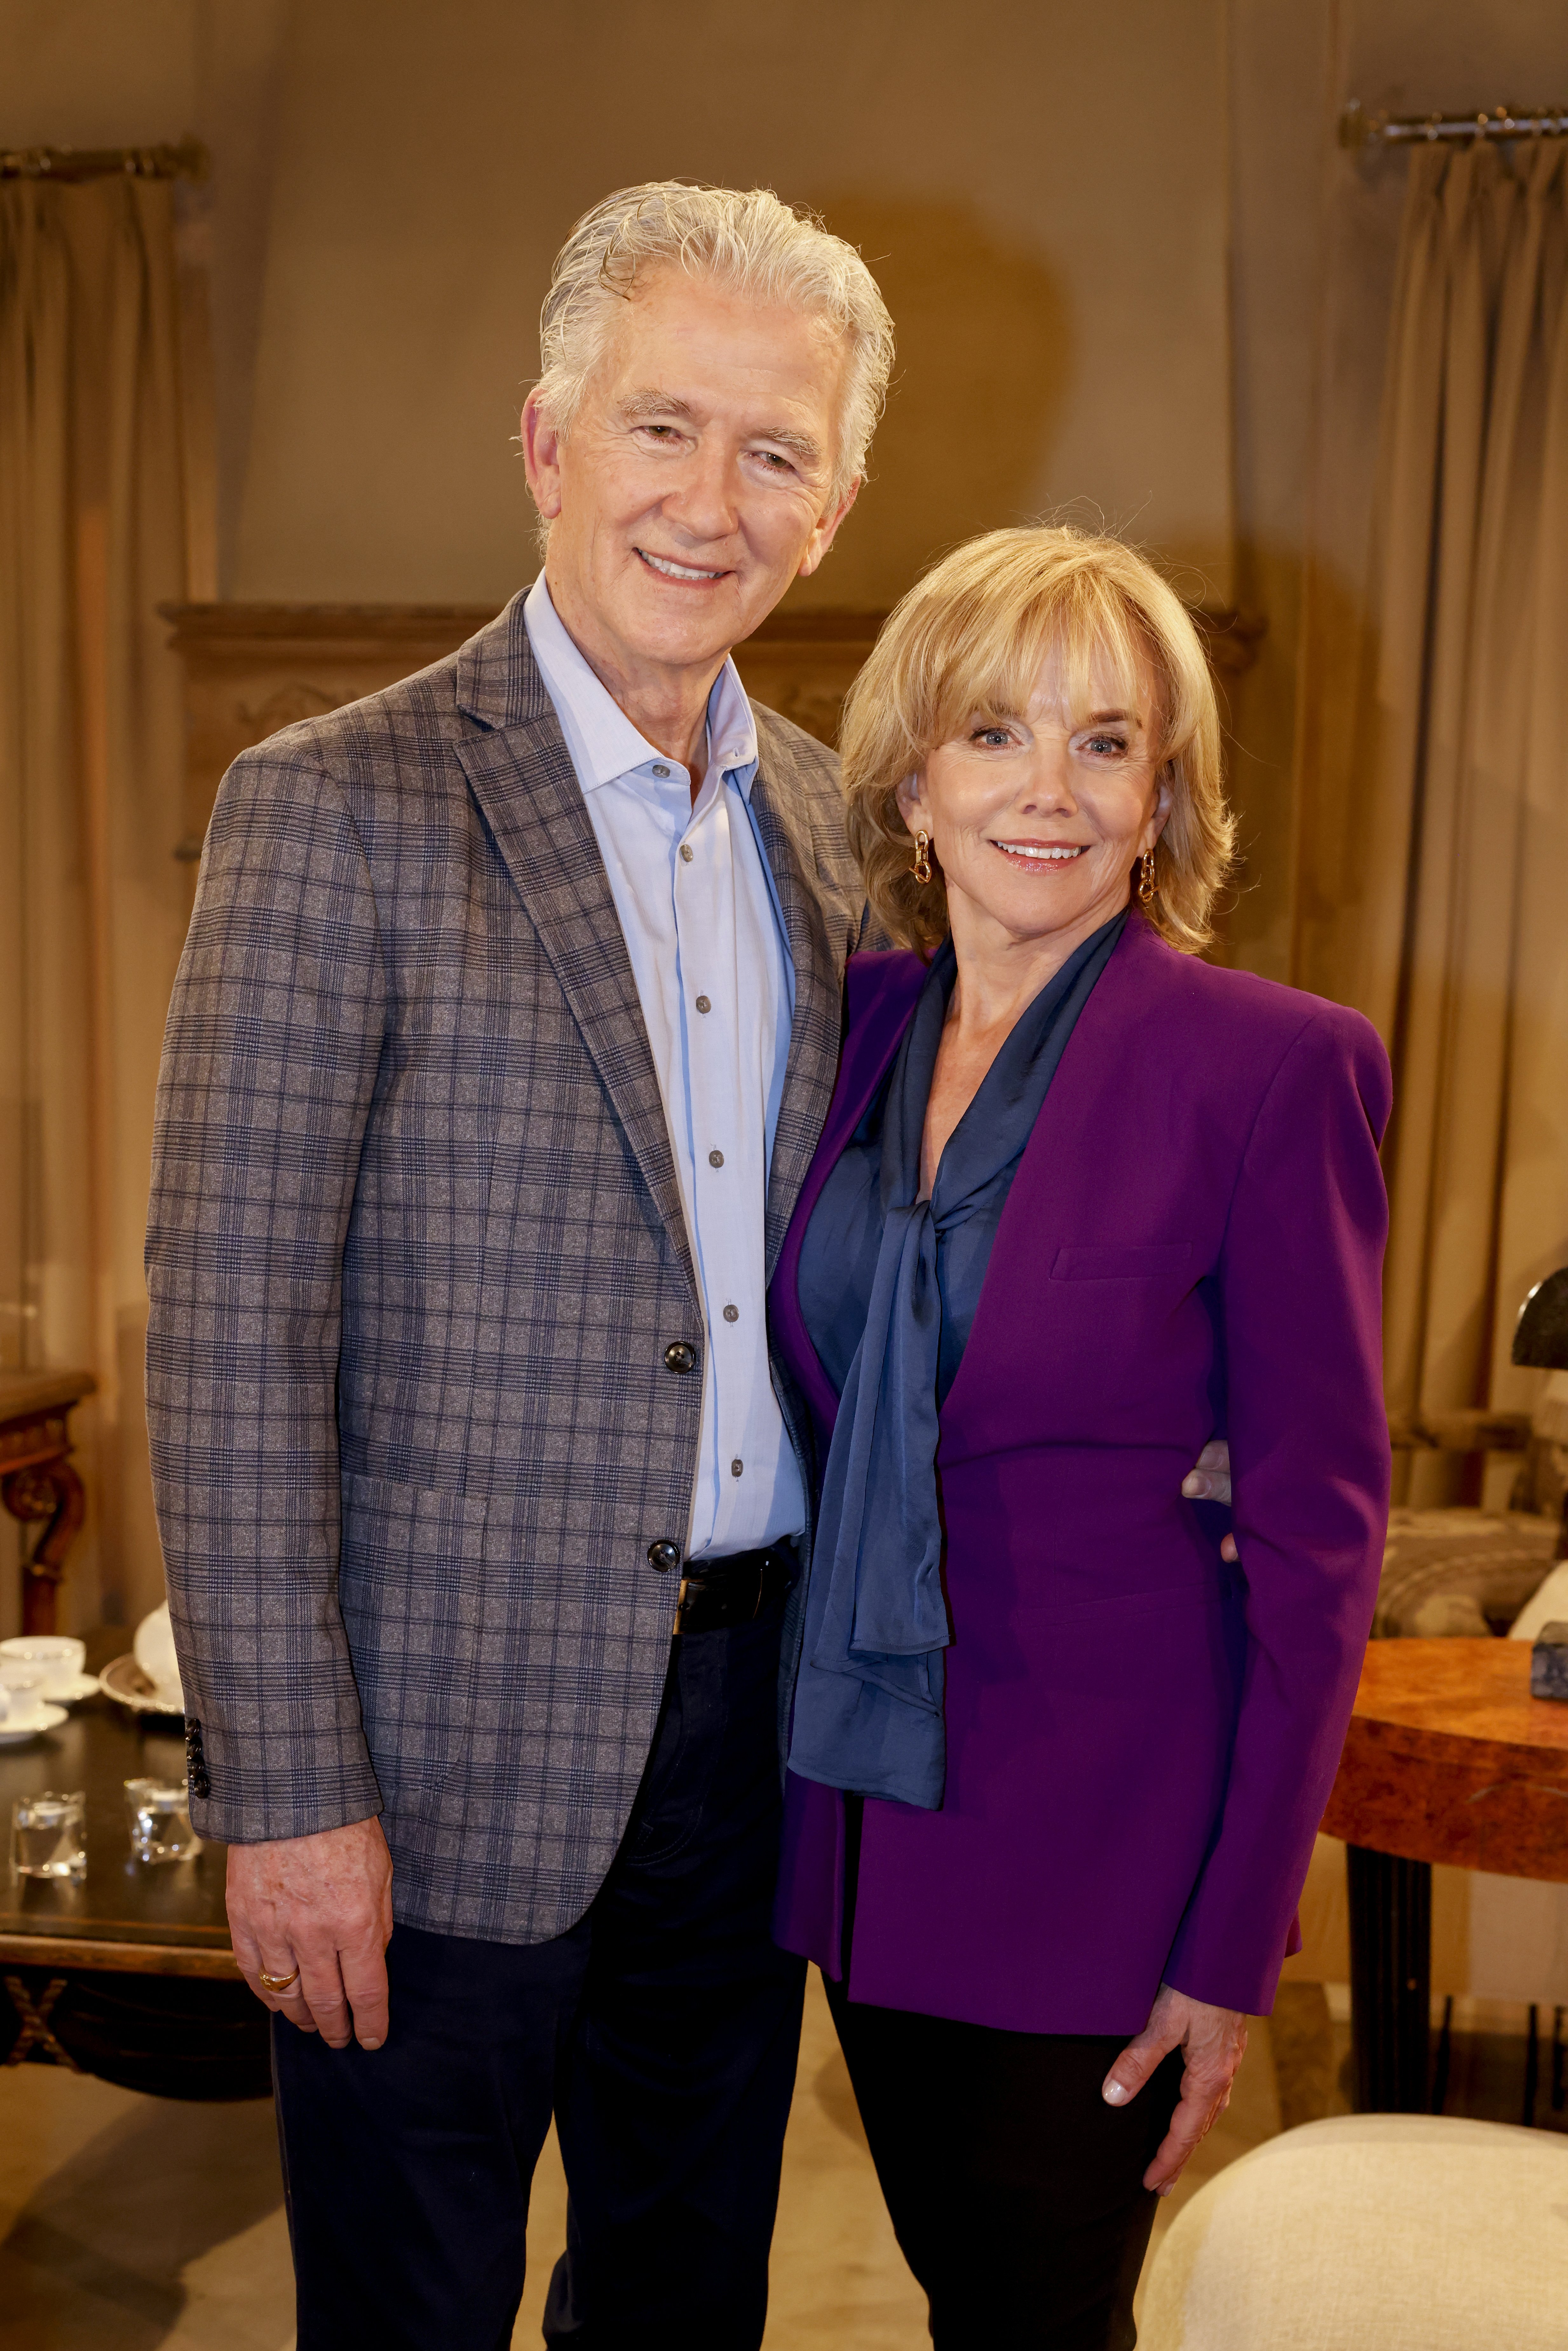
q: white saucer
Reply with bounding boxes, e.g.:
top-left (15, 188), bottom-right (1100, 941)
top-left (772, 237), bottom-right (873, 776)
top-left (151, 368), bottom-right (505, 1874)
top-left (31, 1673), bottom-right (102, 1706)
top-left (0, 1703), bottom-right (68, 1746)
top-left (98, 1653), bottom-right (185, 1718)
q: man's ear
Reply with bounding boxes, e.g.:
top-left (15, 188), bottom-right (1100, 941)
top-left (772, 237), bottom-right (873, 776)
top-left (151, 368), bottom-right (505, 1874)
top-left (797, 475), bottom-right (862, 579)
top-left (522, 390), bottom-right (564, 522)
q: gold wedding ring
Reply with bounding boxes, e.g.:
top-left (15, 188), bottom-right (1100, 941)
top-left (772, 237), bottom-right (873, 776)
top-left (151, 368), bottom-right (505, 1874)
top-left (258, 1966), bottom-right (300, 1993)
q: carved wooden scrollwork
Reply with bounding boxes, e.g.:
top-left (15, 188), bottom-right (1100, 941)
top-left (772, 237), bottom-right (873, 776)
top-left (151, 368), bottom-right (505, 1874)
top-left (3, 1462), bottom-right (87, 1628)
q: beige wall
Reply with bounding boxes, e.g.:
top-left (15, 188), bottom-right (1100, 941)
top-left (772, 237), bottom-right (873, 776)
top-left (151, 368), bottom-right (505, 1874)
top-left (230, 0), bottom-right (1234, 611)
top-left (3, 0), bottom-right (1240, 607)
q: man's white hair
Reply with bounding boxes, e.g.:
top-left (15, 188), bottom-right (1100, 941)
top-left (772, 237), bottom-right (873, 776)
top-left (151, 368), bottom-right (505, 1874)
top-left (533, 182), bottom-right (894, 508)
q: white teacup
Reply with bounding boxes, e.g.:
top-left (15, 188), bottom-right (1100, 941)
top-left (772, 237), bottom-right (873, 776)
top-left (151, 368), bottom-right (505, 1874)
top-left (0, 1635), bottom-right (85, 1699)
top-left (0, 1673), bottom-right (49, 1728)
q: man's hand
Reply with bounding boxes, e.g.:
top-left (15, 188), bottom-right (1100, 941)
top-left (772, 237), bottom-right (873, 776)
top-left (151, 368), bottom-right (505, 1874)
top-left (227, 1816), bottom-right (394, 2051)
top-left (1101, 1982), bottom-right (1248, 2194)
top-left (1182, 1438), bottom-right (1239, 1565)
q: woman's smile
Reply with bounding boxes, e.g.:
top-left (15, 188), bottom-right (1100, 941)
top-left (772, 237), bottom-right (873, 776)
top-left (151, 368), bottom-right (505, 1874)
top-left (988, 838), bottom-right (1090, 869)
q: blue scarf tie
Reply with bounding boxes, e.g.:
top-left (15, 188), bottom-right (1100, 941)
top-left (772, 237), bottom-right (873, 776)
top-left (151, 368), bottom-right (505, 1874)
top-left (789, 917), bottom-right (1124, 1810)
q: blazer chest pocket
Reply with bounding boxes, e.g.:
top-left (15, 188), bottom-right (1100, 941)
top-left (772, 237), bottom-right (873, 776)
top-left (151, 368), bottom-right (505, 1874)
top-left (1050, 1244), bottom-right (1193, 1281)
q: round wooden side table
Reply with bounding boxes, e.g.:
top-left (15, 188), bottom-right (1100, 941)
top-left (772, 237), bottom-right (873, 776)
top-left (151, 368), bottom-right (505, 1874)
top-left (1320, 1637), bottom-right (1568, 2111)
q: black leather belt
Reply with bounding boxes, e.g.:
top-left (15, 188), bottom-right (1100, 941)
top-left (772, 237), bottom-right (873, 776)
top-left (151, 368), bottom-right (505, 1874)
top-left (672, 1542), bottom-right (797, 1636)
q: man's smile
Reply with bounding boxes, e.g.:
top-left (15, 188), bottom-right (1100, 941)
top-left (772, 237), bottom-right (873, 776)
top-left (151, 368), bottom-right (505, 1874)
top-left (635, 547), bottom-right (730, 583)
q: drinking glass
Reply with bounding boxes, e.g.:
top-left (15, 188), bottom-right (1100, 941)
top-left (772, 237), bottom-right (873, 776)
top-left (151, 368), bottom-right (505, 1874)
top-left (124, 1777), bottom-right (201, 1863)
top-left (11, 1790), bottom-right (87, 1880)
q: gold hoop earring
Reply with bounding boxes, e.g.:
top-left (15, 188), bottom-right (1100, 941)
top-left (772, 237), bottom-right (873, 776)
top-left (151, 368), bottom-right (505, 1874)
top-left (1138, 848), bottom-right (1157, 905)
top-left (912, 830), bottom-right (933, 886)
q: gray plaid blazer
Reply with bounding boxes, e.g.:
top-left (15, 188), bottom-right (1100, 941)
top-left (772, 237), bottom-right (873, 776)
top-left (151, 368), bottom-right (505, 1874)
top-left (145, 589), bottom-right (861, 1943)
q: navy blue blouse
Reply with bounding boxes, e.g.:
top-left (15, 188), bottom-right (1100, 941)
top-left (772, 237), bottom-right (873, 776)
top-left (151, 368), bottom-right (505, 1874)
top-left (798, 911), bottom-right (1126, 1409)
top-left (786, 910), bottom-right (1126, 1809)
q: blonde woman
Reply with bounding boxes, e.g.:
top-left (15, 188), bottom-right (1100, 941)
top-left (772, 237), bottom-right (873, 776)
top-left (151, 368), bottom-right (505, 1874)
top-left (769, 528), bottom-right (1391, 2348)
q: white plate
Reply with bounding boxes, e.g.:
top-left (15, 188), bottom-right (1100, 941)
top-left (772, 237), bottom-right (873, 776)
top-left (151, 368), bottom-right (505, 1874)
top-left (0, 1703), bottom-right (68, 1746)
top-left (98, 1653), bottom-right (186, 1717)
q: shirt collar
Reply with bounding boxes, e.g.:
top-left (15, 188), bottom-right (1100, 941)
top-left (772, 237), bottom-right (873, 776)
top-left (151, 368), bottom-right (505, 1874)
top-left (524, 573), bottom-right (759, 800)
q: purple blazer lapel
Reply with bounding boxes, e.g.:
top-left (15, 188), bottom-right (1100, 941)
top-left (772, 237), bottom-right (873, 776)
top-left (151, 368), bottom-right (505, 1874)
top-left (770, 949), bottom-right (927, 1440)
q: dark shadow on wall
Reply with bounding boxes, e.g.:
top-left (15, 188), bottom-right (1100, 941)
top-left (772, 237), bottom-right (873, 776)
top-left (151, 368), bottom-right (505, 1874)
top-left (788, 194), bottom-right (1072, 611)
top-left (1210, 530), bottom-right (1309, 979)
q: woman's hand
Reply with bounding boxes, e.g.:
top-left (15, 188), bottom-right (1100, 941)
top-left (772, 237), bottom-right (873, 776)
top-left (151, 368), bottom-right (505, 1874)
top-left (1182, 1438), bottom-right (1240, 1565)
top-left (1101, 1982), bottom-right (1248, 2194)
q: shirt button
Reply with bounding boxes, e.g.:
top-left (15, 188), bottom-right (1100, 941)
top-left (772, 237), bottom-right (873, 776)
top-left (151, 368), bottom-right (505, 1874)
top-left (723, 1304), bottom-right (739, 1323)
top-left (652, 763), bottom-right (671, 779)
top-left (709, 1149), bottom-right (724, 1169)
top-left (730, 1459), bottom-right (744, 1478)
top-left (680, 843), bottom-right (694, 863)
top-left (695, 995), bottom-right (711, 1014)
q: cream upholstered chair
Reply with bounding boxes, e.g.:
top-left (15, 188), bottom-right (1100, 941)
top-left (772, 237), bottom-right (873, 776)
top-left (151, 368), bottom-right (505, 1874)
top-left (1139, 2115), bottom-right (1568, 2351)
top-left (1374, 1373), bottom-right (1568, 1639)
top-left (1375, 1277), bottom-right (1568, 1638)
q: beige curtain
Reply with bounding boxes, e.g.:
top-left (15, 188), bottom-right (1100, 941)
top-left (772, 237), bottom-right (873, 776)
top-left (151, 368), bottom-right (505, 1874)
top-left (0, 176), bottom-right (210, 1632)
top-left (1293, 140), bottom-right (1568, 1501)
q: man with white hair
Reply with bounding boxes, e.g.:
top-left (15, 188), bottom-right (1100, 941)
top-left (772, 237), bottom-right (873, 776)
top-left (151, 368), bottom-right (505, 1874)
top-left (146, 183), bottom-right (893, 2348)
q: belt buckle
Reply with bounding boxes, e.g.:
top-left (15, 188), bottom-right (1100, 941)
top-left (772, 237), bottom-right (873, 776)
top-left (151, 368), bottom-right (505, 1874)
top-left (671, 1548), bottom-right (785, 1637)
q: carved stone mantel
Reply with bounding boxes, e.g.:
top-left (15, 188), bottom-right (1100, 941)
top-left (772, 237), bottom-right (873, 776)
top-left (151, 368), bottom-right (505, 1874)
top-left (159, 601), bottom-right (891, 875)
top-left (160, 598), bottom-right (1263, 881)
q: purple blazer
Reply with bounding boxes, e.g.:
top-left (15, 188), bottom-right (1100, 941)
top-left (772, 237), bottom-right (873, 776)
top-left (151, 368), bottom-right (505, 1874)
top-left (769, 916), bottom-right (1392, 2032)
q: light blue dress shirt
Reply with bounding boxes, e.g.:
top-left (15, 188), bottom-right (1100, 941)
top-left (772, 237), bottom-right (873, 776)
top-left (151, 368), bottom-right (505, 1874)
top-left (524, 576), bottom-right (807, 1560)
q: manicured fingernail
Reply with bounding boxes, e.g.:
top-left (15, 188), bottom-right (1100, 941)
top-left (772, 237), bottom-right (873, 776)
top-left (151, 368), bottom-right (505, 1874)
top-left (360, 2038), bottom-right (382, 2051)
top-left (1102, 2081), bottom-right (1129, 2105)
top-left (1157, 2183), bottom-right (1173, 2198)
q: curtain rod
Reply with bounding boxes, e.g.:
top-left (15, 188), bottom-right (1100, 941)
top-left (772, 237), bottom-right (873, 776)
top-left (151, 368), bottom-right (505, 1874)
top-left (0, 139), bottom-right (208, 183)
top-left (1341, 101), bottom-right (1568, 148)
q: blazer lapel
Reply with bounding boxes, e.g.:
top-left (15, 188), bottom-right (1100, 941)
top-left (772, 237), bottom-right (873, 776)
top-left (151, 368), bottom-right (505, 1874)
top-left (748, 756), bottom-right (849, 1282)
top-left (454, 599), bottom-right (697, 1300)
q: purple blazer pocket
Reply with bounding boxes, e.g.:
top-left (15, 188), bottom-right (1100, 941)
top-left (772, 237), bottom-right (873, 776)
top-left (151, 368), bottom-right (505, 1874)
top-left (1049, 1243), bottom-right (1193, 1279)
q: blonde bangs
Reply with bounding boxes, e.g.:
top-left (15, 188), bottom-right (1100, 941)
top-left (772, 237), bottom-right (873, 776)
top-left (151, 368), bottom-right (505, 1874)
top-left (840, 526), bottom-right (1233, 957)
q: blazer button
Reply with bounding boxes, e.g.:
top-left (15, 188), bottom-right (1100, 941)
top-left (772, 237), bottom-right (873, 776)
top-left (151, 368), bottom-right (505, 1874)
top-left (648, 1539), bottom-right (682, 1573)
top-left (663, 1340), bottom-right (698, 1374)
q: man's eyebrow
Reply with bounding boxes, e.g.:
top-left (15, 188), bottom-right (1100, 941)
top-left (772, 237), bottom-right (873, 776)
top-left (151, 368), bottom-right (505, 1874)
top-left (618, 391), bottom-right (699, 425)
top-left (761, 426), bottom-right (823, 465)
top-left (617, 390), bottom-right (822, 466)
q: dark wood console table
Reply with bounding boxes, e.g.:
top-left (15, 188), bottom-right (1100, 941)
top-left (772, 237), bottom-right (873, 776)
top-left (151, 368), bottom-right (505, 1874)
top-left (0, 1369), bottom-right (97, 1635)
top-left (0, 1633), bottom-right (267, 2098)
top-left (1321, 1639), bottom-right (1568, 2113)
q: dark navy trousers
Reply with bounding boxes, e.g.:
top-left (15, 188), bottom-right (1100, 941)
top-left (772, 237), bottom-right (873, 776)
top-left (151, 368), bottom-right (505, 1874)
top-left (273, 1606), bottom-right (806, 2351)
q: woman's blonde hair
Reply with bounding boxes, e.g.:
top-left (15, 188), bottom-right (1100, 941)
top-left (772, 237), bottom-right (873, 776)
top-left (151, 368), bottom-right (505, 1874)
top-left (841, 526), bottom-right (1235, 956)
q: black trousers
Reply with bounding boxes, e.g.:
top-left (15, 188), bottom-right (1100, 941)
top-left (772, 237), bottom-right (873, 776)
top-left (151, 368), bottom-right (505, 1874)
top-left (826, 1977), bottom-right (1184, 2350)
top-left (273, 1606), bottom-right (806, 2351)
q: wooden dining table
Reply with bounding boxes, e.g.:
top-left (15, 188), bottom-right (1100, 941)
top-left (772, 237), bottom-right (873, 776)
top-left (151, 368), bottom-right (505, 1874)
top-left (1320, 1637), bottom-right (1568, 2112)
